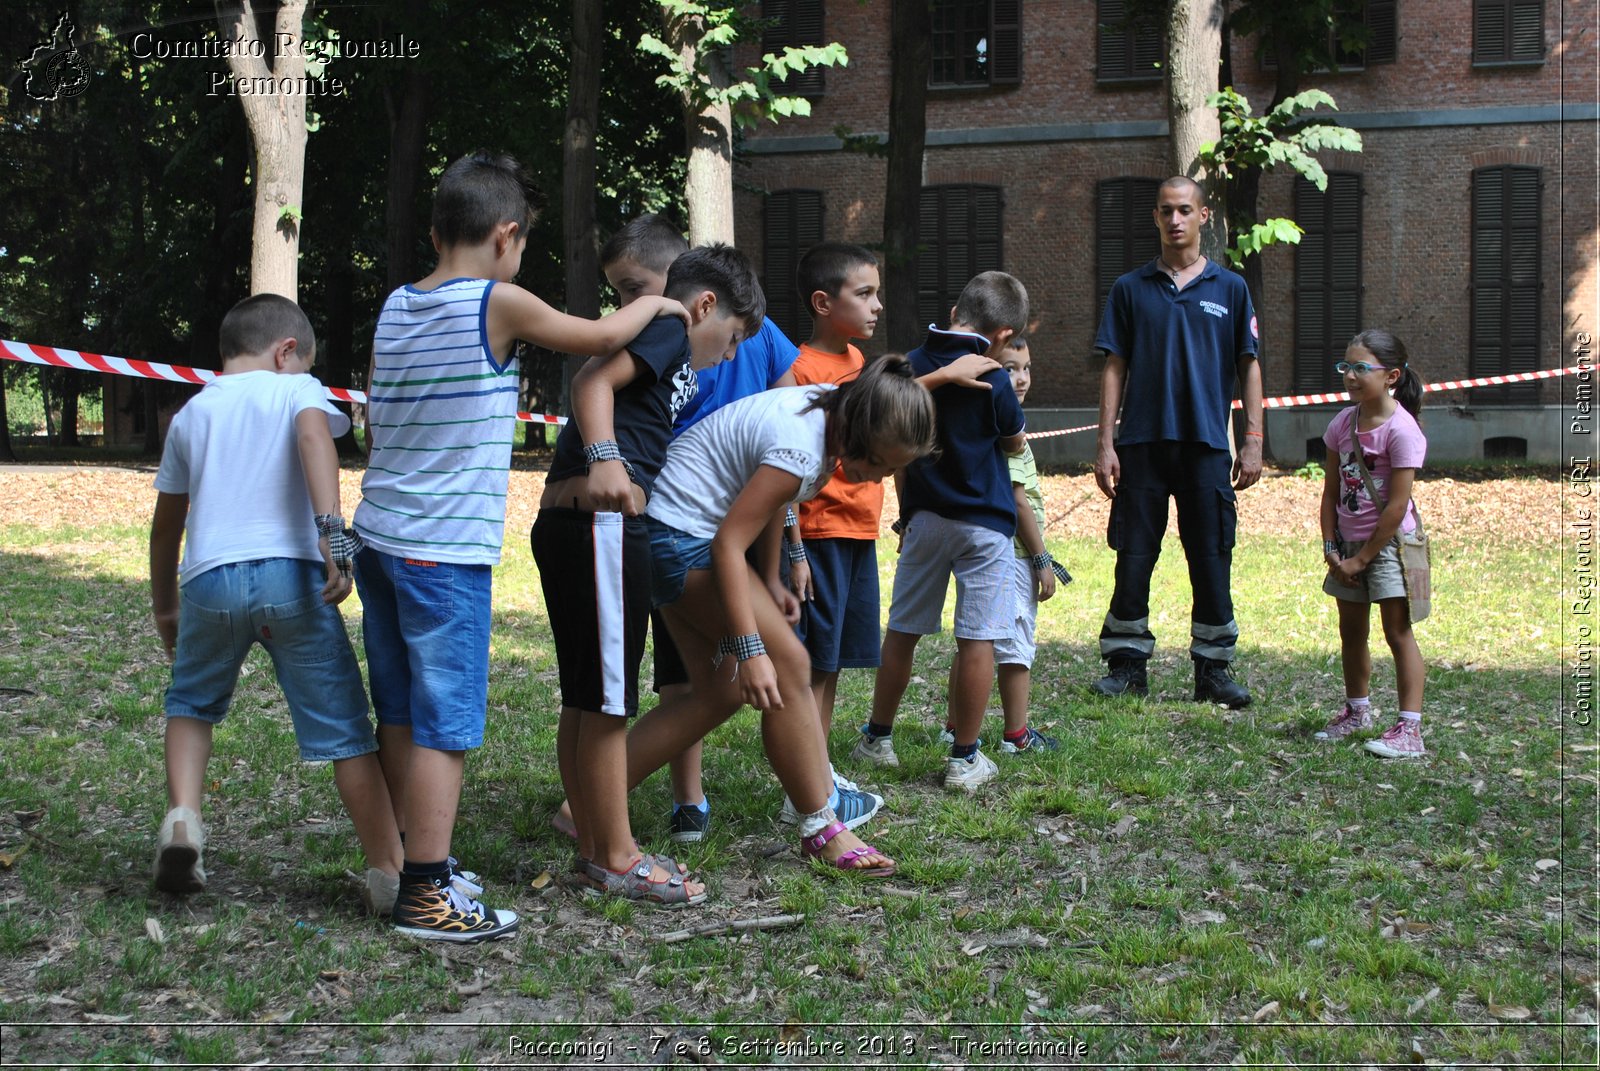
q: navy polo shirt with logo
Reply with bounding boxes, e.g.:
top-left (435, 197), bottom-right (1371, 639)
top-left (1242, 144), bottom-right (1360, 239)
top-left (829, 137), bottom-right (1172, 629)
top-left (902, 326), bottom-right (1026, 538)
top-left (1094, 258), bottom-right (1259, 451)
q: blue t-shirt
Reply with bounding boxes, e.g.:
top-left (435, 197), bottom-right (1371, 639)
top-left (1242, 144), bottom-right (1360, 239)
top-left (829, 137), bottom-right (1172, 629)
top-left (901, 326), bottom-right (1026, 538)
top-left (1094, 258), bottom-right (1260, 451)
top-left (672, 316), bottom-right (798, 435)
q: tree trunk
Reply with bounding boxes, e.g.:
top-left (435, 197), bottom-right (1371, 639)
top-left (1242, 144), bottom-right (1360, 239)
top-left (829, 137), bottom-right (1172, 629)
top-left (667, 9), bottom-right (735, 246)
top-left (883, 0), bottom-right (931, 352)
top-left (0, 373), bottom-right (15, 462)
top-left (1167, 0), bottom-right (1228, 263)
top-left (384, 0), bottom-right (431, 294)
top-left (218, 0), bottom-right (309, 299)
top-left (561, 0), bottom-right (604, 421)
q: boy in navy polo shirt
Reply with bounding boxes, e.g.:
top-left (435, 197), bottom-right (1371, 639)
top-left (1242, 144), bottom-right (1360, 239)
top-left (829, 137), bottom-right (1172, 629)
top-left (854, 271), bottom-right (1029, 792)
top-left (1090, 177), bottom-right (1263, 707)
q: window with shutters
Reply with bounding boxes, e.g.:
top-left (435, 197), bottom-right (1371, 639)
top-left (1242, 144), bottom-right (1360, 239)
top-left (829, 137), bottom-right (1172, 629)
top-left (1470, 166), bottom-right (1541, 403)
top-left (1094, 177), bottom-right (1161, 313)
top-left (917, 185), bottom-right (1004, 329)
top-left (929, 0), bottom-right (1021, 88)
top-left (1474, 0), bottom-right (1544, 64)
top-left (761, 0), bottom-right (827, 97)
top-left (1259, 0), bottom-right (1396, 71)
top-left (1292, 173), bottom-right (1363, 392)
top-left (763, 190), bottom-right (824, 346)
top-left (1097, 0), bottom-right (1163, 84)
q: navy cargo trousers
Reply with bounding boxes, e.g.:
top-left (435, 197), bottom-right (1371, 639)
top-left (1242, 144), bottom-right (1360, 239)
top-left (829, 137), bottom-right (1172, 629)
top-left (1099, 442), bottom-right (1239, 664)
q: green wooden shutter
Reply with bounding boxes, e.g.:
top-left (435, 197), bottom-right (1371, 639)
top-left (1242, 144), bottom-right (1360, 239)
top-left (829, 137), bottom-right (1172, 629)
top-left (1095, 177), bottom-right (1159, 313)
top-left (990, 0), bottom-right (1022, 85)
top-left (764, 190), bottom-right (824, 345)
top-left (1293, 173), bottom-right (1364, 391)
top-left (1471, 166), bottom-right (1541, 402)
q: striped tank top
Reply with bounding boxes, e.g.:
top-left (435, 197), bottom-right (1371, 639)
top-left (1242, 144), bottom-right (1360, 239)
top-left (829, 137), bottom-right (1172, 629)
top-left (355, 278), bottom-right (519, 565)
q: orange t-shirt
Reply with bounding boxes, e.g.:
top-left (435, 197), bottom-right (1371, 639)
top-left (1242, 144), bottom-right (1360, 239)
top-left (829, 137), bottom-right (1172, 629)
top-left (791, 342), bottom-right (884, 539)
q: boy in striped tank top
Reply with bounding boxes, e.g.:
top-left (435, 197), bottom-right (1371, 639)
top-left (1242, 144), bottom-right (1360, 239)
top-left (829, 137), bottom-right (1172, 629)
top-left (353, 151), bottom-right (688, 941)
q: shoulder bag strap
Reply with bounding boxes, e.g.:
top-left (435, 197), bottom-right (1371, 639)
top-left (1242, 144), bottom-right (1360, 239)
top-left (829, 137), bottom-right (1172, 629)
top-left (1349, 414), bottom-right (1425, 539)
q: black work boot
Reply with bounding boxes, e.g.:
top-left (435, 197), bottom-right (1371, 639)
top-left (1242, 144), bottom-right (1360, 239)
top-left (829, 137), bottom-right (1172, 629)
top-left (1092, 658), bottom-right (1149, 698)
top-left (1193, 657), bottom-right (1251, 708)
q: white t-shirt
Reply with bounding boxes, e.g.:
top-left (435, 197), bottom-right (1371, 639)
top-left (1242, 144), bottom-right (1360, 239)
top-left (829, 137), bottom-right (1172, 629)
top-left (647, 386), bottom-right (833, 539)
top-left (154, 371), bottom-right (351, 584)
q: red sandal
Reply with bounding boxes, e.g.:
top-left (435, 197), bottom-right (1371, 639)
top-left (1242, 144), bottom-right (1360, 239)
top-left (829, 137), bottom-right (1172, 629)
top-left (800, 821), bottom-right (896, 878)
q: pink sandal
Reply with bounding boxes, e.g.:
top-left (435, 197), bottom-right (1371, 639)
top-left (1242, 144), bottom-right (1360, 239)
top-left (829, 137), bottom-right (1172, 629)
top-left (800, 821), bottom-right (896, 878)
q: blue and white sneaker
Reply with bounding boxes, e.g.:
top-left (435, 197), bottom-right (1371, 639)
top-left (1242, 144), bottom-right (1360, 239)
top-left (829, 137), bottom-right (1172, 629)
top-left (779, 785), bottom-right (883, 829)
top-left (1000, 727), bottom-right (1060, 754)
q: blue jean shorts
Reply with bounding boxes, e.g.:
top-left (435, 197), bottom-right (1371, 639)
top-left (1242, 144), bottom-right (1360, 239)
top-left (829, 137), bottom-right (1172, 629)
top-left (796, 537), bottom-right (881, 672)
top-left (646, 516), bottom-right (713, 609)
top-left (354, 548), bottom-right (493, 751)
top-left (165, 558), bottom-right (374, 763)
top-left (886, 512), bottom-right (1016, 640)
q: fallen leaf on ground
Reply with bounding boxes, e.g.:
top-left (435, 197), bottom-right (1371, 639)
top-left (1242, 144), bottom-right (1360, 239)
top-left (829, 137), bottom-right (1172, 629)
top-left (0, 847), bottom-right (24, 868)
top-left (1407, 986), bottom-right (1441, 1015)
top-left (1109, 815), bottom-right (1138, 838)
top-left (1251, 1000), bottom-right (1280, 1021)
top-left (144, 918), bottom-right (165, 944)
top-left (1488, 1003), bottom-right (1532, 1021)
top-left (1183, 909), bottom-right (1227, 926)
top-left (1535, 859), bottom-right (1560, 871)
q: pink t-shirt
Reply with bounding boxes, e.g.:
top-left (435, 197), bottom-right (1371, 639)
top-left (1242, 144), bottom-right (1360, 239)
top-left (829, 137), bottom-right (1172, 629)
top-left (1323, 405), bottom-right (1426, 540)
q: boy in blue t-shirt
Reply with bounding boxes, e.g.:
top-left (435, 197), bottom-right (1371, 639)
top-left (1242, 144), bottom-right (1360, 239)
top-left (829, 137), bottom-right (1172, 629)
top-left (856, 271), bottom-right (1029, 793)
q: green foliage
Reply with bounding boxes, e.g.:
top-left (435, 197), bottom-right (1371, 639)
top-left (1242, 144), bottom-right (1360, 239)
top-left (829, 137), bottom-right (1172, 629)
top-left (1198, 87), bottom-right (1363, 268)
top-left (1294, 460), bottom-right (1325, 480)
top-left (638, 0), bottom-right (847, 129)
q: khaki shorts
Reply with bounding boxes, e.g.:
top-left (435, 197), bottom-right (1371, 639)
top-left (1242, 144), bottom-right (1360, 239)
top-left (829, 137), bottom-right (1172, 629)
top-left (1323, 536), bottom-right (1407, 603)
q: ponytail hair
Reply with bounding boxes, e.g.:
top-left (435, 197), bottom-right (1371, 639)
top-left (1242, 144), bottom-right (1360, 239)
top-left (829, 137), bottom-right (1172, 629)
top-left (804, 353), bottom-right (937, 464)
top-left (1350, 327), bottom-right (1424, 418)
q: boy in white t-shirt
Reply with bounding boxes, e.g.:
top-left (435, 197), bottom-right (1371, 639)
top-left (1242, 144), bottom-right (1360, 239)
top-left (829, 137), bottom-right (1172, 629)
top-left (149, 295), bottom-right (402, 911)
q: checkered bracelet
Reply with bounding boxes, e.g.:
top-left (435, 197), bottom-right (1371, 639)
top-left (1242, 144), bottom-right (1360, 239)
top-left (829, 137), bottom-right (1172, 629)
top-left (583, 439), bottom-right (636, 481)
top-left (1030, 552), bottom-right (1053, 573)
top-left (714, 633), bottom-right (766, 665)
top-left (784, 506), bottom-right (799, 529)
top-left (1323, 540), bottom-right (1341, 557)
top-left (785, 541), bottom-right (807, 563)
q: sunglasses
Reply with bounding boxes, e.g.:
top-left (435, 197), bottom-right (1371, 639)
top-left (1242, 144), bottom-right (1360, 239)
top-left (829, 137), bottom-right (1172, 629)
top-left (1334, 361), bottom-right (1387, 375)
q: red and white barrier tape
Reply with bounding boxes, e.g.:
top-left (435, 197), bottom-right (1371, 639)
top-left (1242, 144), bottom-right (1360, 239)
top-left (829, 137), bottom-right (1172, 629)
top-left (0, 339), bottom-right (568, 427)
top-left (1026, 363), bottom-right (1584, 439)
top-left (4, 338), bottom-right (1580, 438)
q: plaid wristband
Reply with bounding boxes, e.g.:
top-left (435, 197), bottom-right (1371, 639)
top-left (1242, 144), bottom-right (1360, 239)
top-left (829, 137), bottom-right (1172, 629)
top-left (785, 541), bottom-right (807, 563)
top-left (583, 439), bottom-right (637, 481)
top-left (1051, 560), bottom-right (1072, 585)
top-left (712, 633), bottom-right (767, 674)
top-left (1030, 552), bottom-right (1053, 573)
top-left (784, 507), bottom-right (799, 529)
top-left (314, 514), bottom-right (363, 579)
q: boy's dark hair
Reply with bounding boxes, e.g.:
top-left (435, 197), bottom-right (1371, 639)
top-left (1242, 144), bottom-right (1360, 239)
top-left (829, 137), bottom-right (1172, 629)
top-left (664, 243), bottom-right (766, 333)
top-left (1349, 327), bottom-right (1425, 417)
top-left (952, 271), bottom-right (1029, 341)
top-left (219, 294), bottom-right (316, 361)
top-left (600, 213), bottom-right (689, 274)
top-left (431, 150), bottom-right (539, 249)
top-left (796, 241), bottom-right (878, 315)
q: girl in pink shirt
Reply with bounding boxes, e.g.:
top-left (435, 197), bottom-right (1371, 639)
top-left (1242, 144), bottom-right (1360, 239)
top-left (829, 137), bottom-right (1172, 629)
top-left (1316, 329), bottom-right (1429, 758)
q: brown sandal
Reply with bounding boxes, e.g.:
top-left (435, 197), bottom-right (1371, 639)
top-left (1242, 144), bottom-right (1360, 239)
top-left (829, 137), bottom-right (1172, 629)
top-left (579, 855), bottom-right (706, 907)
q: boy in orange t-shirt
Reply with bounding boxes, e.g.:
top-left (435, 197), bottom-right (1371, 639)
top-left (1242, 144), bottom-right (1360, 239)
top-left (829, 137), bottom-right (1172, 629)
top-left (785, 244), bottom-right (887, 750)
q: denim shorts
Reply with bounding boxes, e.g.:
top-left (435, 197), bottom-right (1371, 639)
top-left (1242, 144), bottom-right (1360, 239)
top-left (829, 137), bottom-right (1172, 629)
top-left (354, 547), bottom-right (493, 751)
top-left (165, 558), bottom-right (375, 763)
top-left (886, 512), bottom-right (1016, 640)
top-left (646, 516), bottom-right (713, 609)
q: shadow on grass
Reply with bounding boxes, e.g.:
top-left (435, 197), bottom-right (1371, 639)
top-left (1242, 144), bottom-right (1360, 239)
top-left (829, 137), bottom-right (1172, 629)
top-left (0, 542), bottom-right (1589, 1068)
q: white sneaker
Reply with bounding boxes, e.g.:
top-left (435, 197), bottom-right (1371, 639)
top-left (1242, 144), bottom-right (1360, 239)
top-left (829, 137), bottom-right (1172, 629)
top-left (361, 868), bottom-right (400, 916)
top-left (943, 750), bottom-right (999, 793)
top-left (828, 765), bottom-right (861, 793)
top-left (850, 728), bottom-right (899, 768)
top-left (153, 806), bottom-right (207, 894)
top-left (937, 727), bottom-right (955, 745)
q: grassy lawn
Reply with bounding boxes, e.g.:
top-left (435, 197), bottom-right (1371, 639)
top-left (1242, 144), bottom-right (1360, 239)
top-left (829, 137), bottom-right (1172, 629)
top-left (0, 470), bottom-right (1592, 1067)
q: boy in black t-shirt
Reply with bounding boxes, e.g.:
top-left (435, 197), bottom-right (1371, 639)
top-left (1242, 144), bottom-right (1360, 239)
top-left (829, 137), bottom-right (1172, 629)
top-left (530, 244), bottom-right (764, 905)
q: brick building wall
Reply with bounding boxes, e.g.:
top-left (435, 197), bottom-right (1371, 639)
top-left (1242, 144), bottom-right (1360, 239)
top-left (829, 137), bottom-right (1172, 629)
top-left (735, 0), bottom-right (1597, 421)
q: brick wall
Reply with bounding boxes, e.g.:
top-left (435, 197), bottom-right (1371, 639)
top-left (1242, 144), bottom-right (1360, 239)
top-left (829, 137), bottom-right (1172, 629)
top-left (736, 0), bottom-right (1597, 412)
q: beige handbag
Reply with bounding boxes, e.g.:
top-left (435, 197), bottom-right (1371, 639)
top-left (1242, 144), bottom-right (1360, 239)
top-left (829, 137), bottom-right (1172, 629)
top-left (1350, 419), bottom-right (1431, 623)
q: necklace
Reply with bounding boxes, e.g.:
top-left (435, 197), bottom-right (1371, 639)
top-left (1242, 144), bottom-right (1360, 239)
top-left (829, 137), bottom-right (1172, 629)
top-left (1159, 255), bottom-right (1202, 281)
